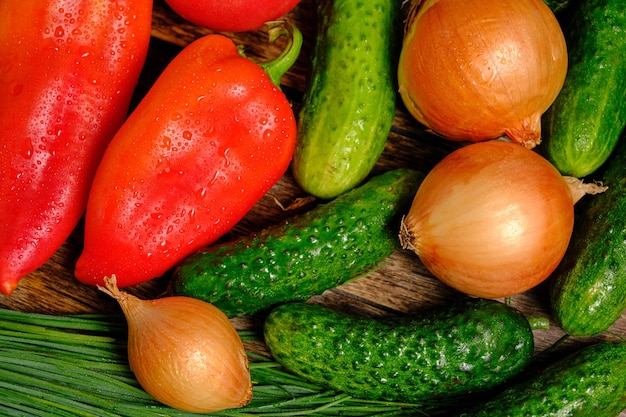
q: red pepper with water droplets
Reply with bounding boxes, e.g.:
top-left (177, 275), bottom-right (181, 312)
top-left (74, 22), bottom-right (302, 288)
top-left (0, 0), bottom-right (152, 295)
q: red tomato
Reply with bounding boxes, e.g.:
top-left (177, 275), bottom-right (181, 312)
top-left (164, 0), bottom-right (301, 32)
top-left (74, 28), bottom-right (300, 288)
top-left (0, 0), bottom-right (152, 295)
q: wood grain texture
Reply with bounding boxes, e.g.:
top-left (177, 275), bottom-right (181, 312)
top-left (1, 1), bottom-right (625, 413)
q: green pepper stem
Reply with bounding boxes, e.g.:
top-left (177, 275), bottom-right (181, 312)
top-left (259, 20), bottom-right (303, 88)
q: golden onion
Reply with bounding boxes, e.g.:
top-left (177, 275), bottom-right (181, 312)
top-left (398, 0), bottom-right (567, 148)
top-left (400, 141), bottom-right (575, 298)
top-left (99, 276), bottom-right (252, 413)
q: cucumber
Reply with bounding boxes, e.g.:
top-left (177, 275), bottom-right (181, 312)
top-left (542, 0), bottom-right (626, 178)
top-left (458, 341), bottom-right (626, 417)
top-left (263, 298), bottom-right (534, 403)
top-left (291, 0), bottom-right (400, 199)
top-left (171, 168), bottom-right (423, 317)
top-left (549, 136), bottom-right (626, 337)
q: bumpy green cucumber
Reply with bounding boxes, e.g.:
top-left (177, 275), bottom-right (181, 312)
top-left (263, 298), bottom-right (534, 403)
top-left (291, 0), bottom-right (400, 199)
top-left (549, 137), bottom-right (626, 337)
top-left (171, 168), bottom-right (423, 317)
top-left (458, 342), bottom-right (626, 417)
top-left (542, 0), bottom-right (626, 178)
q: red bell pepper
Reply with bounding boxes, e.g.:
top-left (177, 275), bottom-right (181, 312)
top-left (74, 22), bottom-right (302, 288)
top-left (0, 0), bottom-right (152, 295)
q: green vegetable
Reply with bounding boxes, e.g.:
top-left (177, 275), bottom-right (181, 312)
top-left (542, 0), bottom-right (626, 178)
top-left (263, 298), bottom-right (534, 403)
top-left (291, 0), bottom-right (400, 199)
top-left (550, 137), bottom-right (626, 336)
top-left (171, 168), bottom-right (423, 317)
top-left (457, 341), bottom-right (626, 417)
top-left (0, 308), bottom-right (433, 416)
top-left (543, 0), bottom-right (570, 13)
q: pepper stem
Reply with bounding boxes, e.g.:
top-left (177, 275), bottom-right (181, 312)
top-left (259, 21), bottom-right (303, 88)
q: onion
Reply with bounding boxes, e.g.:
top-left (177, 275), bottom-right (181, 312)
top-left (98, 276), bottom-right (252, 413)
top-left (397, 0), bottom-right (567, 148)
top-left (399, 141), bottom-right (604, 299)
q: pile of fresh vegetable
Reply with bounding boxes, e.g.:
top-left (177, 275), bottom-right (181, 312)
top-left (2, 0), bottom-right (626, 415)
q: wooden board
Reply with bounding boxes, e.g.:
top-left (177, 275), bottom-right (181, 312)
top-left (2, 0), bottom-right (625, 413)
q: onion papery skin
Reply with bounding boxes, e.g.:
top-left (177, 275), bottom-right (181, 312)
top-left (400, 141), bottom-right (574, 298)
top-left (397, 0), bottom-right (567, 148)
top-left (122, 295), bottom-right (252, 413)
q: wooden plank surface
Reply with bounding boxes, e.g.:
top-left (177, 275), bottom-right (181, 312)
top-left (1, 0), bottom-right (625, 413)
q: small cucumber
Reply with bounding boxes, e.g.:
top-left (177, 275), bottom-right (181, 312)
top-left (171, 168), bottom-right (423, 317)
top-left (263, 298), bottom-right (534, 403)
top-left (458, 342), bottom-right (626, 417)
top-left (542, 0), bottom-right (626, 178)
top-left (549, 137), bottom-right (626, 337)
top-left (291, 0), bottom-right (401, 199)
